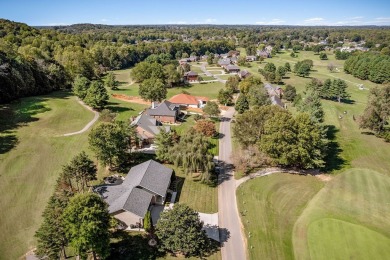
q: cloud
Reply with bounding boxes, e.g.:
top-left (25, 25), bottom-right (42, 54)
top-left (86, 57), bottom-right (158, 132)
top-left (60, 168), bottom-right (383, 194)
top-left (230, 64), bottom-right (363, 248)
top-left (374, 17), bottom-right (390, 23)
top-left (101, 18), bottom-right (109, 22)
top-left (204, 18), bottom-right (217, 23)
top-left (304, 17), bottom-right (324, 22)
top-left (255, 18), bottom-right (285, 25)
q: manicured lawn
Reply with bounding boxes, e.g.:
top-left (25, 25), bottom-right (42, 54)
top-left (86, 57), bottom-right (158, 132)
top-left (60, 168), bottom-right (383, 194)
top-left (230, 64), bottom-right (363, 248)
top-left (236, 174), bottom-right (324, 260)
top-left (174, 166), bottom-right (218, 213)
top-left (209, 70), bottom-right (224, 75)
top-left (167, 82), bottom-right (224, 100)
top-left (236, 50), bottom-right (390, 260)
top-left (293, 169), bottom-right (390, 260)
top-left (218, 74), bottom-right (233, 80)
top-left (0, 91), bottom-right (95, 260)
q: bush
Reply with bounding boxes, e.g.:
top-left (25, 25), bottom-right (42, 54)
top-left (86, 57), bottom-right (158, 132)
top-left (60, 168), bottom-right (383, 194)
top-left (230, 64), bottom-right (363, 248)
top-left (193, 114), bottom-right (204, 121)
top-left (143, 211), bottom-right (152, 233)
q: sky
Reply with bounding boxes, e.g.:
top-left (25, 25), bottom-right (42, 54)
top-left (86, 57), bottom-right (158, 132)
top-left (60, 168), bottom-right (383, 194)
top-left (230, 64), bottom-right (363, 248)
top-left (0, 0), bottom-right (390, 26)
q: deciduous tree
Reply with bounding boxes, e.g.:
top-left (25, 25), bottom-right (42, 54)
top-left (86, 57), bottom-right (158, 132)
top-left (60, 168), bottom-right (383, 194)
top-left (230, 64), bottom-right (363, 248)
top-left (139, 77), bottom-right (167, 102)
top-left (155, 204), bottom-right (210, 257)
top-left (84, 81), bottom-right (109, 109)
top-left (193, 119), bottom-right (217, 137)
top-left (235, 94), bottom-right (249, 114)
top-left (88, 122), bottom-right (129, 169)
top-left (62, 193), bottom-right (110, 260)
top-left (203, 101), bottom-right (221, 117)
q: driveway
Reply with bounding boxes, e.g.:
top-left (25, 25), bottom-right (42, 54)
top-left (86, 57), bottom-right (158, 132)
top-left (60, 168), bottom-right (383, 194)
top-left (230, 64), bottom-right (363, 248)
top-left (218, 107), bottom-right (247, 260)
top-left (199, 212), bottom-right (220, 242)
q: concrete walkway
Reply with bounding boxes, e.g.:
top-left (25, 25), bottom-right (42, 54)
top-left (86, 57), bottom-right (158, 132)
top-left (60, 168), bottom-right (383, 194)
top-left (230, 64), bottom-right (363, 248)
top-left (63, 99), bottom-right (99, 136)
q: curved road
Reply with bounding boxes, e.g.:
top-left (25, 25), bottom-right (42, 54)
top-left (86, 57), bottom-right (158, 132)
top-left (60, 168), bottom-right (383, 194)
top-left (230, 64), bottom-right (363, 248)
top-left (63, 100), bottom-right (99, 136)
top-left (218, 107), bottom-right (247, 260)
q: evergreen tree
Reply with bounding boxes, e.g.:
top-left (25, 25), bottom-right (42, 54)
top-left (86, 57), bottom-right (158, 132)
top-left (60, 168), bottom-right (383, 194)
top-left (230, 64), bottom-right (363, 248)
top-left (235, 94), bottom-right (249, 114)
top-left (155, 128), bottom-right (177, 162)
top-left (359, 85), bottom-right (390, 134)
top-left (284, 84), bottom-right (297, 102)
top-left (297, 91), bottom-right (325, 123)
top-left (104, 72), bottom-right (118, 90)
top-left (72, 76), bottom-right (90, 99)
top-left (284, 62), bottom-right (291, 72)
top-left (84, 81), bottom-right (109, 109)
top-left (331, 79), bottom-right (350, 102)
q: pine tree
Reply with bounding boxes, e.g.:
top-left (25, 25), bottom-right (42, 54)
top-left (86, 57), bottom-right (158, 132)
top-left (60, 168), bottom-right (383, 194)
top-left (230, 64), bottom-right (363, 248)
top-left (235, 94), bottom-right (249, 114)
top-left (84, 81), bottom-right (109, 109)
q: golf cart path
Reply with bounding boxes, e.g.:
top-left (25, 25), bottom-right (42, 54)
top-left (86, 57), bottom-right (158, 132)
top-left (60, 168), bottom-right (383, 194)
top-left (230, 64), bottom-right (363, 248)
top-left (63, 99), bottom-right (99, 136)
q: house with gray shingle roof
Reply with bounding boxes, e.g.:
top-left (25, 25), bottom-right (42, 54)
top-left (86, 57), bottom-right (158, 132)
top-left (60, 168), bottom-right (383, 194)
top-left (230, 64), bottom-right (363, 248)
top-left (145, 100), bottom-right (180, 124)
top-left (131, 114), bottom-right (170, 145)
top-left (96, 160), bottom-right (173, 228)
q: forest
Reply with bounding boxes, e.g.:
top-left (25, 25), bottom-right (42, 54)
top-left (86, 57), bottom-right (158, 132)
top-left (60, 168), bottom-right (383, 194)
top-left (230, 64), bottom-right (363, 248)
top-left (1, 18), bottom-right (390, 103)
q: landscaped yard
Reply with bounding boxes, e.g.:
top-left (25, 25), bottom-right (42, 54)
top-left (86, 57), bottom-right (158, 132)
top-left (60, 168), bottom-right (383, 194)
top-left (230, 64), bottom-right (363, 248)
top-left (174, 166), bottom-right (218, 213)
top-left (0, 91), bottom-right (96, 260)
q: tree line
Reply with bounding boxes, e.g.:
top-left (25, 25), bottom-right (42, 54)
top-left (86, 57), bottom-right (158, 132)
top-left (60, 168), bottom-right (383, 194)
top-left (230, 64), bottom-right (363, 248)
top-left (344, 52), bottom-right (390, 84)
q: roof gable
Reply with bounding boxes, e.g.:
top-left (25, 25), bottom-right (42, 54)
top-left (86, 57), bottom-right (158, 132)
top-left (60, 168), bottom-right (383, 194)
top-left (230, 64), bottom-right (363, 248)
top-left (146, 100), bottom-right (178, 117)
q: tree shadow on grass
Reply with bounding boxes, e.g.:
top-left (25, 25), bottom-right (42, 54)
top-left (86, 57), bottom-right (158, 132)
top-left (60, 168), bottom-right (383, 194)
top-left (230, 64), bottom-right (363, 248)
top-left (174, 175), bottom-right (186, 203)
top-left (0, 94), bottom-right (54, 154)
top-left (323, 125), bottom-right (346, 172)
top-left (109, 230), bottom-right (164, 260)
top-left (106, 101), bottom-right (134, 114)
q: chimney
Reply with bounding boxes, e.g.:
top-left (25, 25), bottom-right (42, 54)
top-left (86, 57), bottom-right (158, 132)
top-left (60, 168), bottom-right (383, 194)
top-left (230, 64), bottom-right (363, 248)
top-left (151, 102), bottom-right (156, 109)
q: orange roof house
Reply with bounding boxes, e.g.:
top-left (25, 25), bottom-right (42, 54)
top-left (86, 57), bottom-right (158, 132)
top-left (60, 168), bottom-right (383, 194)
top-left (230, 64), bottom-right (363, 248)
top-left (169, 93), bottom-right (209, 108)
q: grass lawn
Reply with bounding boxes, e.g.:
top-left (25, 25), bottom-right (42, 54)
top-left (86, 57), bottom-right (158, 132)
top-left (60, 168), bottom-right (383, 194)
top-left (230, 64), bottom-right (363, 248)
top-left (293, 169), bottom-right (390, 260)
top-left (0, 91), bottom-right (95, 260)
top-left (174, 166), bottom-right (218, 213)
top-left (167, 81), bottom-right (224, 100)
top-left (209, 70), bottom-right (224, 75)
top-left (236, 49), bottom-right (390, 260)
top-left (218, 74), bottom-right (233, 80)
top-left (237, 173), bottom-right (324, 260)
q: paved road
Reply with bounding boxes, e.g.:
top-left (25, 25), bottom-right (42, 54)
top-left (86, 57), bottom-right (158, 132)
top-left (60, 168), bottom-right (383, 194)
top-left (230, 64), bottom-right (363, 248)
top-left (63, 100), bottom-right (99, 136)
top-left (218, 107), bottom-right (247, 260)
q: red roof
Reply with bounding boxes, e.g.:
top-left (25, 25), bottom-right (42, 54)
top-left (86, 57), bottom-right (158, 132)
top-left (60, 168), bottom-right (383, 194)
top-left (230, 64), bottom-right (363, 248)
top-left (169, 93), bottom-right (199, 105)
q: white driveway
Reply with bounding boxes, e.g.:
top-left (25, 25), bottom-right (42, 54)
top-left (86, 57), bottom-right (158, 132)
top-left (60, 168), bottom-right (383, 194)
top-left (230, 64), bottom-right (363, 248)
top-left (199, 212), bottom-right (220, 242)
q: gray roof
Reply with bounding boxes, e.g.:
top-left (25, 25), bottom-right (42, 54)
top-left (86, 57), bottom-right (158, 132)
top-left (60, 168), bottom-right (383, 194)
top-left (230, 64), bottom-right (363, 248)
top-left (96, 160), bottom-right (173, 217)
top-left (226, 65), bottom-right (240, 71)
top-left (184, 71), bottom-right (198, 76)
top-left (146, 100), bottom-right (178, 117)
top-left (271, 95), bottom-right (285, 108)
top-left (131, 114), bottom-right (170, 137)
top-left (239, 70), bottom-right (250, 77)
top-left (123, 188), bottom-right (153, 218)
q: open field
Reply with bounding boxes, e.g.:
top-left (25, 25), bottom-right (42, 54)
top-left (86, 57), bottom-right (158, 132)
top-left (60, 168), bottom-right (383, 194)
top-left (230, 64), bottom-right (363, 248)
top-left (293, 169), bottom-right (390, 260)
top-left (237, 174), bottom-right (324, 259)
top-left (0, 91), bottom-right (95, 260)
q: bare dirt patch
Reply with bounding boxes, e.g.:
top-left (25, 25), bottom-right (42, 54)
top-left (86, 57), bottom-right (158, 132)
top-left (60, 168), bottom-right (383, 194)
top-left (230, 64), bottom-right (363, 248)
top-left (112, 94), bottom-right (150, 105)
